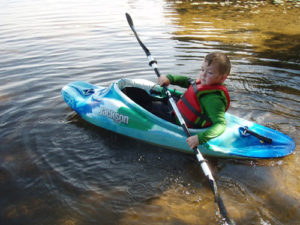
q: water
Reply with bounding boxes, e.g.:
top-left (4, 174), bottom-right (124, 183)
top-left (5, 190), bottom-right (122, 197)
top-left (0, 0), bottom-right (299, 224)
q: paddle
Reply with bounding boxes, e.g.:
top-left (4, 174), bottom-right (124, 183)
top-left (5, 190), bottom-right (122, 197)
top-left (125, 13), bottom-right (234, 225)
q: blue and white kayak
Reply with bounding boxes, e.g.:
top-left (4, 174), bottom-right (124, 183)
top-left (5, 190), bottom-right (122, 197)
top-left (61, 78), bottom-right (295, 159)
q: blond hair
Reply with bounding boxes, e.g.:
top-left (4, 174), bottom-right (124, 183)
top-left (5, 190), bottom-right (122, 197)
top-left (205, 52), bottom-right (231, 76)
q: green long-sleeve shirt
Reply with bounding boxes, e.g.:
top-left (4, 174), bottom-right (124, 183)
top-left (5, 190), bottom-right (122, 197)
top-left (167, 74), bottom-right (227, 144)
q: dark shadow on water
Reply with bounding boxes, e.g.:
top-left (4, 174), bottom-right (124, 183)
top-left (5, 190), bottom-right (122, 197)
top-left (256, 32), bottom-right (300, 65)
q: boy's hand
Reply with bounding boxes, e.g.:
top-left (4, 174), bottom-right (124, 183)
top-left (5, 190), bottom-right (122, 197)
top-left (186, 135), bottom-right (199, 149)
top-left (158, 75), bottom-right (170, 87)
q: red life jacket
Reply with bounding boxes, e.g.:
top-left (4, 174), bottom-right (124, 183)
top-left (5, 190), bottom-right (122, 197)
top-left (176, 80), bottom-right (230, 128)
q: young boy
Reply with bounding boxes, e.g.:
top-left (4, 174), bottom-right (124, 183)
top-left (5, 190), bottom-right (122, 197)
top-left (158, 52), bottom-right (231, 149)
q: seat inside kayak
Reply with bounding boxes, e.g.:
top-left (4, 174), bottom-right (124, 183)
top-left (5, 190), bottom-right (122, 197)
top-left (118, 79), bottom-right (166, 110)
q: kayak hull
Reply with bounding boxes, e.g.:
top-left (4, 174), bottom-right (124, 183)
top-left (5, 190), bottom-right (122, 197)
top-left (61, 78), bottom-right (295, 159)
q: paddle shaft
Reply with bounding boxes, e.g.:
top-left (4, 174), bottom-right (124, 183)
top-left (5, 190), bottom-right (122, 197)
top-left (125, 13), bottom-right (233, 225)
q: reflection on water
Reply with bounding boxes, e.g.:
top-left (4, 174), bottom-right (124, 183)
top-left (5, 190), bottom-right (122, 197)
top-left (0, 0), bottom-right (299, 225)
top-left (168, 0), bottom-right (300, 62)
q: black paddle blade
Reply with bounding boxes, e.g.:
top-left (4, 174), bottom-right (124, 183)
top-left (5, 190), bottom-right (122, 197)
top-left (125, 13), bottom-right (134, 27)
top-left (125, 13), bottom-right (151, 57)
top-left (208, 179), bottom-right (234, 224)
top-left (216, 195), bottom-right (235, 225)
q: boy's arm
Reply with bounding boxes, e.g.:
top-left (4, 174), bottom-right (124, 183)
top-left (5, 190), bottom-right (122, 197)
top-left (196, 94), bottom-right (227, 144)
top-left (166, 74), bottom-right (191, 88)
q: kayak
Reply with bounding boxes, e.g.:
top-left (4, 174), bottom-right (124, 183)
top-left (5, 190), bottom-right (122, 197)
top-left (61, 78), bottom-right (295, 159)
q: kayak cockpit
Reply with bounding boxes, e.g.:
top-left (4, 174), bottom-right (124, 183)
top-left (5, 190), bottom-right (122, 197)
top-left (116, 78), bottom-right (173, 116)
top-left (117, 78), bottom-right (165, 100)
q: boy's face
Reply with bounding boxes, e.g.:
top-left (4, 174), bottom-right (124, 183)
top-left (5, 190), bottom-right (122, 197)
top-left (199, 61), bottom-right (227, 85)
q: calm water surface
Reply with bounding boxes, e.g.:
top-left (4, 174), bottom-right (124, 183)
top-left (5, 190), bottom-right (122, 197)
top-left (0, 0), bottom-right (299, 224)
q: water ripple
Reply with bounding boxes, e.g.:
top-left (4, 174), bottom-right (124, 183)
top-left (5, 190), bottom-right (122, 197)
top-left (0, 0), bottom-right (299, 225)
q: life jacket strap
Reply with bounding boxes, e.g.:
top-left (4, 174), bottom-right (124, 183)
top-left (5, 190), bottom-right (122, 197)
top-left (181, 112), bottom-right (197, 128)
top-left (181, 95), bottom-right (202, 118)
top-left (181, 94), bottom-right (211, 127)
